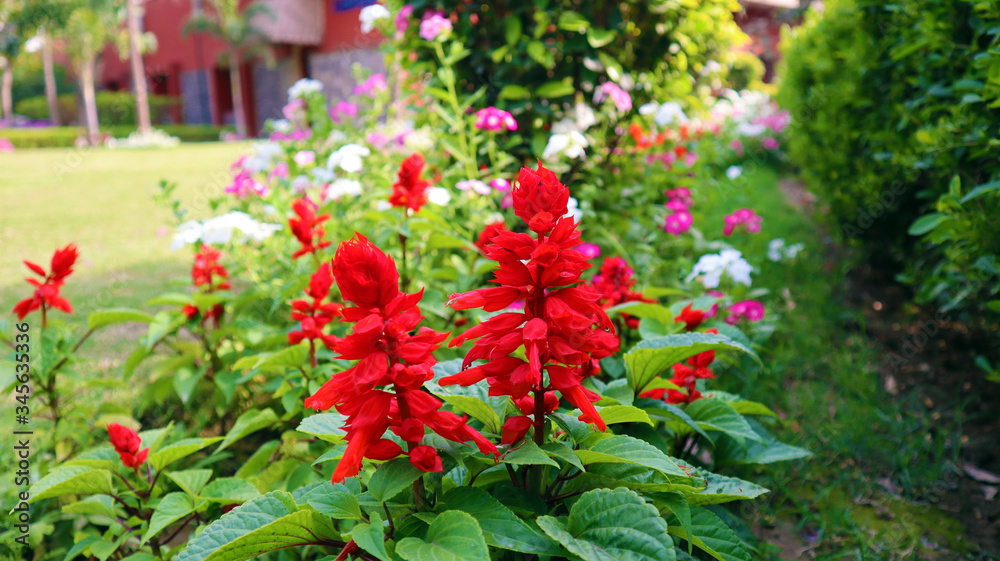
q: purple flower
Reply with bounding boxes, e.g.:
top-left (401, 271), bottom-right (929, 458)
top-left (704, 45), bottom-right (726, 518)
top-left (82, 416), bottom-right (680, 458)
top-left (474, 107), bottom-right (518, 131)
top-left (354, 74), bottom-right (388, 97)
top-left (420, 12), bottom-right (452, 41)
top-left (594, 82), bottom-right (632, 113)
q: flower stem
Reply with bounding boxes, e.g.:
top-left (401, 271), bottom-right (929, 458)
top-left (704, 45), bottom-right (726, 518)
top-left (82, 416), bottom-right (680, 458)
top-left (529, 387), bottom-right (548, 495)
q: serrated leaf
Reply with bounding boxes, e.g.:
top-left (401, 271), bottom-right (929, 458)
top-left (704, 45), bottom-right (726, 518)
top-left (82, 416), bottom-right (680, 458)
top-left (503, 438), bottom-right (559, 467)
top-left (685, 399), bottom-right (762, 445)
top-left (685, 468), bottom-right (769, 506)
top-left (576, 435), bottom-right (689, 478)
top-left (303, 483), bottom-right (362, 520)
top-left (667, 506), bottom-right (751, 561)
top-left (397, 510), bottom-right (490, 561)
top-left (167, 469), bottom-right (213, 496)
top-left (536, 488), bottom-right (674, 561)
top-left (142, 493), bottom-right (195, 544)
top-left (367, 457), bottom-right (423, 503)
top-left (201, 477), bottom-right (260, 504)
top-left (174, 491), bottom-right (337, 561)
top-left (149, 437), bottom-right (223, 471)
top-left (541, 442), bottom-right (584, 471)
top-left (297, 412), bottom-right (347, 443)
top-left (28, 466), bottom-right (113, 503)
top-left (437, 488), bottom-right (562, 555)
top-left (624, 333), bottom-right (759, 392)
top-left (216, 408), bottom-right (278, 453)
top-left (87, 308), bottom-right (154, 330)
top-left (352, 510), bottom-right (391, 561)
top-left (638, 399), bottom-right (711, 441)
top-left (654, 492), bottom-right (693, 554)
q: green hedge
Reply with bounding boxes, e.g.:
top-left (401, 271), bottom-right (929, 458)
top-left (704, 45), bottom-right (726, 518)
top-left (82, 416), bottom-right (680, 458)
top-left (14, 91), bottom-right (181, 126)
top-left (778, 0), bottom-right (1000, 330)
top-left (0, 125), bottom-right (228, 147)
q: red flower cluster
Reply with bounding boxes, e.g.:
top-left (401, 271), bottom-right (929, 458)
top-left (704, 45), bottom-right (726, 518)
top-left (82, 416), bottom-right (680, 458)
top-left (389, 153), bottom-right (431, 212)
top-left (475, 220), bottom-right (507, 254)
top-left (443, 162), bottom-right (619, 431)
top-left (107, 423), bottom-right (148, 469)
top-left (675, 304), bottom-right (706, 331)
top-left (183, 245), bottom-right (230, 324)
top-left (13, 244), bottom-right (78, 321)
top-left (289, 262), bottom-right (343, 349)
top-left (586, 256), bottom-right (655, 329)
top-left (640, 328), bottom-right (718, 404)
top-left (290, 198), bottom-right (332, 259)
top-left (304, 234), bottom-right (497, 482)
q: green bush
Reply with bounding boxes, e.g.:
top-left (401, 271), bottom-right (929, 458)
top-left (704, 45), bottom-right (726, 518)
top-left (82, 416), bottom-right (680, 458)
top-left (778, 0), bottom-right (1000, 331)
top-left (0, 124), bottom-right (227, 147)
top-left (14, 91), bottom-right (181, 126)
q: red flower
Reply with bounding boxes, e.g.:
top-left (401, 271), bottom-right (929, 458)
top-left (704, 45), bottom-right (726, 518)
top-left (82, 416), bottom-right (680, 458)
top-left (289, 198), bottom-right (332, 259)
top-left (304, 234), bottom-right (497, 482)
top-left (289, 262), bottom-right (343, 349)
top-left (12, 244), bottom-right (78, 321)
top-left (442, 162), bottom-right (618, 430)
top-left (389, 153), bottom-right (431, 212)
top-left (501, 415), bottom-right (533, 445)
top-left (640, 329), bottom-right (717, 404)
top-left (409, 445), bottom-right (443, 472)
top-left (514, 393), bottom-right (559, 416)
top-left (107, 423), bottom-right (149, 469)
top-left (475, 221), bottom-right (508, 253)
top-left (675, 304), bottom-right (706, 331)
top-left (585, 256), bottom-right (655, 329)
top-left (191, 245), bottom-right (231, 291)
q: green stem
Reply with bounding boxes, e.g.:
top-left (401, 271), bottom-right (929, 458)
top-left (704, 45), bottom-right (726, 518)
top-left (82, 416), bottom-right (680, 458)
top-left (434, 42), bottom-right (478, 179)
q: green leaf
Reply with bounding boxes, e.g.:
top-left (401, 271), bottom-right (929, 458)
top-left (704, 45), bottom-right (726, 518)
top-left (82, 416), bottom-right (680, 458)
top-left (174, 491), bottom-right (338, 561)
top-left (685, 468), bottom-right (769, 506)
top-left (504, 17), bottom-right (522, 45)
top-left (437, 488), bottom-right (562, 555)
top-left (142, 493), bottom-right (195, 544)
top-left (639, 399), bottom-right (711, 441)
top-left (503, 438), bottom-right (559, 467)
top-left (233, 345), bottom-right (309, 373)
top-left (608, 302), bottom-right (674, 327)
top-left (908, 213), bottom-right (948, 236)
top-left (28, 466), bottom-right (113, 503)
top-left (149, 437), bottom-right (223, 471)
top-left (87, 308), bottom-right (154, 330)
top-left (297, 412), bottom-right (347, 443)
top-left (167, 469), bottom-right (213, 496)
top-left (498, 84), bottom-right (530, 100)
top-left (598, 405), bottom-right (653, 426)
top-left (624, 333), bottom-right (759, 392)
top-left (536, 488), bottom-right (674, 561)
top-left (587, 28), bottom-right (615, 48)
top-left (960, 180), bottom-right (1000, 203)
top-left (551, 413), bottom-right (598, 444)
top-left (440, 395), bottom-right (502, 434)
top-left (667, 506), bottom-right (751, 561)
top-left (654, 492), bottom-right (693, 554)
top-left (541, 442), bottom-right (584, 471)
top-left (367, 457), bottom-right (423, 503)
top-left (201, 477), bottom-right (260, 504)
top-left (535, 80), bottom-right (576, 98)
top-left (576, 435), bottom-right (689, 478)
top-left (302, 482), bottom-right (362, 520)
top-left (397, 510), bottom-right (490, 561)
top-left (352, 510), bottom-right (391, 561)
top-left (685, 399), bottom-right (762, 445)
top-left (216, 408), bottom-right (278, 453)
top-left (557, 11), bottom-right (590, 32)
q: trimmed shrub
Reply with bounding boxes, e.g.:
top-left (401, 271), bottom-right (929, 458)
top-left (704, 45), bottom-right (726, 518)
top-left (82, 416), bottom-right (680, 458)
top-left (14, 91), bottom-right (181, 126)
top-left (0, 124), bottom-right (228, 147)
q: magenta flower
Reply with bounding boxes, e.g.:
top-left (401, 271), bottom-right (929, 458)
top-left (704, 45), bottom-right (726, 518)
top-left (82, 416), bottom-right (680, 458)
top-left (490, 178), bottom-right (511, 192)
top-left (730, 139), bottom-right (744, 157)
top-left (270, 129), bottom-right (313, 142)
top-left (0, 138), bottom-right (13, 153)
top-left (664, 210), bottom-right (693, 236)
top-left (762, 137), bottom-right (780, 150)
top-left (594, 82), bottom-right (632, 112)
top-left (456, 179), bottom-right (492, 195)
top-left (420, 12), bottom-right (452, 41)
top-left (665, 187), bottom-right (693, 207)
top-left (474, 107), bottom-right (517, 131)
top-left (268, 162), bottom-right (289, 182)
top-left (367, 131), bottom-right (390, 149)
top-left (395, 4), bottom-right (414, 37)
top-left (665, 199), bottom-right (688, 213)
top-left (225, 171), bottom-right (268, 198)
top-left (294, 150), bottom-right (316, 167)
top-left (354, 74), bottom-right (388, 97)
top-left (723, 208), bottom-right (762, 236)
top-left (330, 100), bottom-right (359, 123)
top-left (282, 98), bottom-right (306, 125)
top-left (576, 243), bottom-right (601, 260)
top-left (725, 300), bottom-right (765, 325)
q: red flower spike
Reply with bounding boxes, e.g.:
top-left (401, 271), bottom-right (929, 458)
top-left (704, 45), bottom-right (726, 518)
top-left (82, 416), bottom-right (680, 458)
top-left (12, 244), bottom-right (78, 321)
top-left (290, 198), bottom-right (332, 259)
top-left (304, 235), bottom-right (496, 483)
top-left (675, 304), bottom-right (705, 331)
top-left (585, 256), bottom-right (656, 329)
top-left (107, 423), bottom-right (149, 469)
top-left (444, 162), bottom-right (618, 430)
top-left (184, 246), bottom-right (231, 326)
top-left (475, 221), bottom-right (508, 253)
top-left (289, 262), bottom-right (343, 349)
top-left (389, 153), bottom-right (431, 212)
top-left (501, 415), bottom-right (533, 445)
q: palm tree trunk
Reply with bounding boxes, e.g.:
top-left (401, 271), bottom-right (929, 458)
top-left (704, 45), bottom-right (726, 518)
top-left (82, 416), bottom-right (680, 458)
top-left (229, 54), bottom-right (247, 138)
top-left (126, 0), bottom-right (152, 135)
top-left (41, 29), bottom-right (62, 126)
top-left (1, 62), bottom-right (12, 121)
top-left (80, 51), bottom-right (101, 145)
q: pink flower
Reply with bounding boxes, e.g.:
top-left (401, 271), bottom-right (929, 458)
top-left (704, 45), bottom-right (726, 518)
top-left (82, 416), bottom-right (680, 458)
top-left (723, 208), bottom-right (762, 236)
top-left (225, 171), bottom-right (269, 198)
top-left (330, 100), bottom-right (359, 122)
top-left (730, 139), bottom-right (744, 157)
top-left (270, 129), bottom-right (313, 142)
top-left (576, 243), bottom-right (601, 260)
top-left (354, 74), bottom-right (388, 97)
top-left (420, 12), bottom-right (452, 41)
top-left (500, 191), bottom-right (513, 209)
top-left (294, 150), bottom-right (316, 167)
top-left (367, 132), bottom-right (390, 149)
top-left (664, 210), bottom-right (693, 235)
top-left (665, 187), bottom-right (693, 207)
top-left (474, 107), bottom-right (518, 131)
top-left (594, 82), bottom-right (632, 112)
top-left (665, 199), bottom-right (688, 213)
top-left (395, 4), bottom-right (414, 37)
top-left (762, 137), bottom-right (780, 150)
top-left (282, 98), bottom-right (306, 125)
top-left (268, 162), bottom-right (289, 181)
top-left (456, 179), bottom-right (492, 195)
top-left (0, 138), bottom-right (14, 153)
top-left (725, 300), bottom-right (765, 325)
top-left (490, 178), bottom-right (511, 192)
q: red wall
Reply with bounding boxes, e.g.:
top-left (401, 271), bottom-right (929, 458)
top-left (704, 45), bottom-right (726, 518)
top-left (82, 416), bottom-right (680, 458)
top-left (315, 7), bottom-right (384, 53)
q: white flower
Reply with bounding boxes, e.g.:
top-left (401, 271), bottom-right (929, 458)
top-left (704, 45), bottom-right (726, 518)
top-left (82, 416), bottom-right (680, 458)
top-left (376, 200), bottom-right (393, 211)
top-left (565, 197), bottom-right (583, 222)
top-left (543, 131), bottom-right (588, 160)
top-left (244, 141), bottom-right (282, 172)
top-left (327, 143), bottom-right (371, 173)
top-left (456, 179), bottom-right (491, 195)
top-left (359, 4), bottom-right (390, 33)
top-left (552, 103), bottom-right (597, 135)
top-left (326, 178), bottom-right (363, 200)
top-left (640, 102), bottom-right (687, 127)
top-left (287, 78), bottom-right (323, 100)
top-left (735, 122), bottom-right (766, 137)
top-left (726, 165), bottom-right (743, 180)
top-left (769, 238), bottom-right (804, 262)
top-left (312, 167), bottom-right (335, 184)
top-left (786, 243), bottom-right (804, 259)
top-left (293, 150), bottom-right (316, 167)
top-left (686, 249), bottom-right (753, 289)
top-left (171, 212), bottom-right (281, 250)
top-left (272, 119), bottom-right (292, 133)
top-left (427, 187), bottom-right (451, 206)
top-left (291, 175), bottom-right (312, 192)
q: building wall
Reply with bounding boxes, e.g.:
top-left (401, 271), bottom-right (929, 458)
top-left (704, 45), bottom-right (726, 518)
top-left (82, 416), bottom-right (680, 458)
top-left (308, 47), bottom-right (385, 103)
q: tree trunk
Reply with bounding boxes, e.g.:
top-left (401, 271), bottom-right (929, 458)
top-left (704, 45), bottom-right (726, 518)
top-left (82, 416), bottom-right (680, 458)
top-left (80, 52), bottom-right (101, 145)
top-left (126, 0), bottom-right (152, 135)
top-left (229, 54), bottom-right (247, 138)
top-left (1, 62), bottom-right (12, 121)
top-left (41, 29), bottom-right (62, 126)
